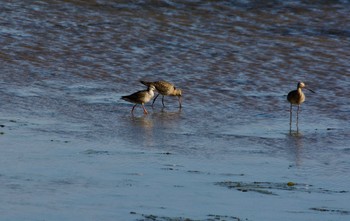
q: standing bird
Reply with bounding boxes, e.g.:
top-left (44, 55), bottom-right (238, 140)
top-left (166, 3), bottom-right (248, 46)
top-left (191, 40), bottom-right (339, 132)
top-left (287, 82), bottom-right (315, 130)
top-left (140, 80), bottom-right (182, 108)
top-left (121, 85), bottom-right (156, 114)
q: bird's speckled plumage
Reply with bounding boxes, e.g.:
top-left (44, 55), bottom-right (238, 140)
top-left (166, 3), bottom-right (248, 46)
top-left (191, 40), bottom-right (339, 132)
top-left (140, 80), bottom-right (182, 108)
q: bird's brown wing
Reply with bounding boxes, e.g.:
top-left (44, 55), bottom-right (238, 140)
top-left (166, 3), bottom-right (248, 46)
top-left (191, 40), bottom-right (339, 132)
top-left (153, 81), bottom-right (174, 94)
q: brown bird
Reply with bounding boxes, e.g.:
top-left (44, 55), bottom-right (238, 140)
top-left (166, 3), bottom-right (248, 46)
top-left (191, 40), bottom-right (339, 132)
top-left (140, 80), bottom-right (182, 108)
top-left (287, 82), bottom-right (315, 129)
top-left (121, 85), bottom-right (156, 114)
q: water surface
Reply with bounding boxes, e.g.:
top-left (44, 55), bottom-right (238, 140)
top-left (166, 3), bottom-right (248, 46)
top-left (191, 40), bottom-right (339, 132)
top-left (1, 1), bottom-right (350, 220)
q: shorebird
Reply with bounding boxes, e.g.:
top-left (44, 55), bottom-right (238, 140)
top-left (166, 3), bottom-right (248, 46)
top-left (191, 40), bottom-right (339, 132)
top-left (121, 85), bottom-right (156, 114)
top-left (140, 80), bottom-right (182, 108)
top-left (287, 82), bottom-right (315, 129)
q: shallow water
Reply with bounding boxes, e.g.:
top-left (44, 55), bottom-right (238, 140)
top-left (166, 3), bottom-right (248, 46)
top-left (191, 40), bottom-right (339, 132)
top-left (1, 1), bottom-right (350, 220)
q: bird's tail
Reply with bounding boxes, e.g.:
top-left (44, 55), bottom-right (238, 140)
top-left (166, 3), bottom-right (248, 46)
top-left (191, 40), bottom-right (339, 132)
top-left (121, 96), bottom-right (131, 102)
top-left (140, 80), bottom-right (151, 87)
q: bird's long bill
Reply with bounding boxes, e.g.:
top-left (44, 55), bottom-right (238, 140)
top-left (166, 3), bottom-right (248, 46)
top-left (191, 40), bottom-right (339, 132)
top-left (178, 96), bottom-right (182, 108)
top-left (306, 88), bottom-right (316, 93)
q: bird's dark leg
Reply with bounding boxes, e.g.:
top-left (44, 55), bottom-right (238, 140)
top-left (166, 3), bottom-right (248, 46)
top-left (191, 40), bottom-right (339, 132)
top-left (152, 94), bottom-right (160, 107)
top-left (296, 105), bottom-right (300, 129)
top-left (289, 103), bottom-right (292, 131)
top-left (178, 96), bottom-right (182, 108)
top-left (131, 104), bottom-right (137, 114)
top-left (161, 95), bottom-right (165, 107)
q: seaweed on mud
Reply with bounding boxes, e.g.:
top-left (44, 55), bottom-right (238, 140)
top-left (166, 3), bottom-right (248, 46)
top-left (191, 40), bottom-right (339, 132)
top-left (131, 212), bottom-right (247, 221)
top-left (0, 124), bottom-right (5, 135)
top-left (310, 207), bottom-right (350, 215)
top-left (81, 149), bottom-right (110, 155)
top-left (215, 181), bottom-right (348, 196)
top-left (215, 181), bottom-right (278, 195)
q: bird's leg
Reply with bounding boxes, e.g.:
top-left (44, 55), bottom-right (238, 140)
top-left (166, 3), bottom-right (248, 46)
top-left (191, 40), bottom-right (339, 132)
top-left (178, 96), bottom-right (182, 108)
top-left (289, 103), bottom-right (292, 131)
top-left (296, 105), bottom-right (300, 128)
top-left (131, 104), bottom-right (137, 114)
top-left (152, 94), bottom-right (160, 107)
top-left (161, 95), bottom-right (165, 107)
top-left (142, 104), bottom-right (148, 114)
top-left (296, 123), bottom-right (299, 132)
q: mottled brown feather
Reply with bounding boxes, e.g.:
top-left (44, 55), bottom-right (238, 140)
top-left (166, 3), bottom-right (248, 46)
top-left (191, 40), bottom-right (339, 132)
top-left (140, 80), bottom-right (182, 96)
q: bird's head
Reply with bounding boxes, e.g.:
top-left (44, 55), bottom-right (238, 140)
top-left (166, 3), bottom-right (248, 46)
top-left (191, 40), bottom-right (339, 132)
top-left (174, 87), bottom-right (182, 96)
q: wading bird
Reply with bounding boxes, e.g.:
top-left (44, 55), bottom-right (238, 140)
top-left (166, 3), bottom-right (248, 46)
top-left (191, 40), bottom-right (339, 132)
top-left (121, 85), bottom-right (156, 114)
top-left (140, 80), bottom-right (182, 108)
top-left (287, 81), bottom-right (315, 130)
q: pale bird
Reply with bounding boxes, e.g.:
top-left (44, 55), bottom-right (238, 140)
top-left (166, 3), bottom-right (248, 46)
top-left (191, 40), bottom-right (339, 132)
top-left (121, 85), bottom-right (156, 114)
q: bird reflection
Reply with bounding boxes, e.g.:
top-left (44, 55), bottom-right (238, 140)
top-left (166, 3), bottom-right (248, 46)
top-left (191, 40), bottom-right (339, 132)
top-left (129, 115), bottom-right (154, 147)
top-left (127, 108), bottom-right (182, 147)
top-left (159, 106), bottom-right (182, 115)
top-left (287, 131), bottom-right (304, 167)
top-left (152, 107), bottom-right (182, 127)
top-left (289, 129), bottom-right (302, 137)
top-left (131, 115), bottom-right (154, 129)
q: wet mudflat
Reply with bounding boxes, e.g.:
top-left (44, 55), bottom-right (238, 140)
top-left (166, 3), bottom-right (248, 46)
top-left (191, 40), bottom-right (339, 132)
top-left (1, 1), bottom-right (350, 221)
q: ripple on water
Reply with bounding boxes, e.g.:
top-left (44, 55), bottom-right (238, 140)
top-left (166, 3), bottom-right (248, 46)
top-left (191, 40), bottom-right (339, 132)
top-left (1, 1), bottom-right (350, 220)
